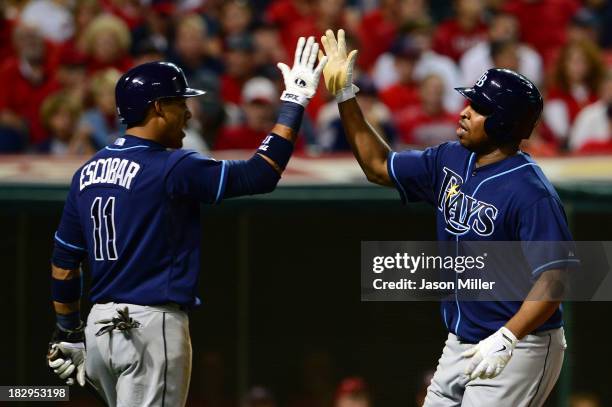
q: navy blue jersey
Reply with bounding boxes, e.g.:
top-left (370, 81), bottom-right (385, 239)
top-left (388, 141), bottom-right (575, 343)
top-left (54, 135), bottom-right (229, 306)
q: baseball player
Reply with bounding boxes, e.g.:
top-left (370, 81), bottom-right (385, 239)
top-left (47, 37), bottom-right (327, 406)
top-left (319, 29), bottom-right (575, 406)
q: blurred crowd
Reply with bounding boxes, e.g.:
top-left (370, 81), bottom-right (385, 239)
top-left (0, 0), bottom-right (611, 156)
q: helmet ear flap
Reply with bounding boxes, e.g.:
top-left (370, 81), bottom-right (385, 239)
top-left (484, 111), bottom-right (513, 141)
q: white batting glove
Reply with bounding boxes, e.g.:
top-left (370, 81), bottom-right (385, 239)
top-left (277, 36), bottom-right (328, 107)
top-left (319, 29), bottom-right (360, 103)
top-left (461, 327), bottom-right (518, 380)
top-left (48, 342), bottom-right (86, 386)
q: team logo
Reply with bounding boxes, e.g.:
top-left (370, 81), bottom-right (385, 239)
top-left (475, 72), bottom-right (487, 87)
top-left (438, 168), bottom-right (498, 236)
top-left (295, 78), bottom-right (307, 87)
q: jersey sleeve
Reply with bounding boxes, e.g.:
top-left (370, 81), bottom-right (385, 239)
top-left (54, 174), bottom-right (87, 266)
top-left (387, 145), bottom-right (442, 205)
top-left (518, 195), bottom-right (579, 277)
top-left (165, 150), bottom-right (228, 204)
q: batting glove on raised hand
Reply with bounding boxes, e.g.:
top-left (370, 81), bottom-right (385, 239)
top-left (277, 36), bottom-right (328, 108)
top-left (47, 322), bottom-right (86, 387)
top-left (461, 326), bottom-right (518, 380)
top-left (318, 29), bottom-right (360, 103)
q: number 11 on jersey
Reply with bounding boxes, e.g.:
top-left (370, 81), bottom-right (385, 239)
top-left (90, 197), bottom-right (118, 261)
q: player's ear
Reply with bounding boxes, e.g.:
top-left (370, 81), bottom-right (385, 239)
top-left (153, 100), bottom-right (165, 118)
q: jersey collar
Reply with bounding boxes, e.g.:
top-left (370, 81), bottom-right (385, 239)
top-left (113, 134), bottom-right (167, 149)
top-left (472, 151), bottom-right (528, 174)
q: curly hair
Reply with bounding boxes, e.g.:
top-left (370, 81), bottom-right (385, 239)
top-left (41, 92), bottom-right (82, 131)
top-left (553, 39), bottom-right (605, 93)
top-left (82, 14), bottom-right (131, 55)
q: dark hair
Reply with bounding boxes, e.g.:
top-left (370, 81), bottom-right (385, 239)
top-left (553, 39), bottom-right (605, 93)
top-left (490, 39), bottom-right (518, 60)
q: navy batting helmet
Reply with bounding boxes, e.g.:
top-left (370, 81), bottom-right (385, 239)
top-left (115, 61), bottom-right (205, 126)
top-left (455, 68), bottom-right (543, 140)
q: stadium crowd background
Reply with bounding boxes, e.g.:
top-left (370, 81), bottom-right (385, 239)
top-left (0, 0), bottom-right (611, 157)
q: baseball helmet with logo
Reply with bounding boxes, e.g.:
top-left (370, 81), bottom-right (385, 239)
top-left (115, 61), bottom-right (206, 126)
top-left (455, 68), bottom-right (543, 140)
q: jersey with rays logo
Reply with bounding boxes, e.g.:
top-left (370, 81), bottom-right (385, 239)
top-left (53, 135), bottom-right (228, 307)
top-left (387, 141), bottom-right (576, 343)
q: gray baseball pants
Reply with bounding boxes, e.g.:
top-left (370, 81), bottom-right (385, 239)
top-left (424, 328), bottom-right (566, 407)
top-left (84, 303), bottom-right (192, 407)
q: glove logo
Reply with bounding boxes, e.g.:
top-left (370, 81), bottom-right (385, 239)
top-left (294, 78), bottom-right (307, 88)
top-left (495, 345), bottom-right (507, 353)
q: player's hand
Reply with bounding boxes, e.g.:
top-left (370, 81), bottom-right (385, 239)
top-left (461, 327), bottom-right (518, 380)
top-left (318, 29), bottom-right (359, 103)
top-left (277, 36), bottom-right (328, 108)
top-left (47, 323), bottom-right (87, 387)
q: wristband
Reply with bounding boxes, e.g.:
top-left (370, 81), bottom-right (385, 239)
top-left (336, 84), bottom-right (360, 103)
top-left (56, 311), bottom-right (81, 330)
top-left (51, 275), bottom-right (82, 303)
top-left (257, 133), bottom-right (294, 170)
top-left (276, 100), bottom-right (305, 133)
top-left (280, 90), bottom-right (310, 108)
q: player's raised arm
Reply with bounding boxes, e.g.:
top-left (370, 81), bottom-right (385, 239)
top-left (166, 37), bottom-right (327, 202)
top-left (318, 29), bottom-right (393, 187)
top-left (242, 35), bottom-right (328, 180)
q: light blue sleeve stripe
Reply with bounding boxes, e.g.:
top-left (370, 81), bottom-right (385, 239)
top-left (214, 161), bottom-right (228, 204)
top-left (388, 152), bottom-right (408, 202)
top-left (532, 258), bottom-right (581, 276)
top-left (54, 232), bottom-right (86, 251)
top-left (105, 145), bottom-right (150, 151)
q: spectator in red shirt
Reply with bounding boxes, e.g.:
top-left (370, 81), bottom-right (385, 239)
top-left (220, 0), bottom-right (254, 37)
top-left (0, 23), bottom-right (61, 147)
top-left (373, 24), bottom-right (464, 112)
top-left (82, 14), bottom-right (134, 74)
top-left (215, 77), bottom-right (278, 150)
top-left (460, 12), bottom-right (543, 87)
top-left (289, 0), bottom-right (359, 46)
top-left (55, 47), bottom-right (88, 105)
top-left (379, 37), bottom-right (422, 113)
top-left (543, 39), bottom-right (604, 145)
top-left (220, 34), bottom-right (257, 106)
top-left (433, 0), bottom-right (488, 62)
top-left (504, 0), bottom-right (580, 68)
top-left (357, 0), bottom-right (430, 70)
top-left (265, 0), bottom-right (315, 57)
top-left (395, 74), bottom-right (457, 147)
top-left (569, 69), bottom-right (612, 153)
